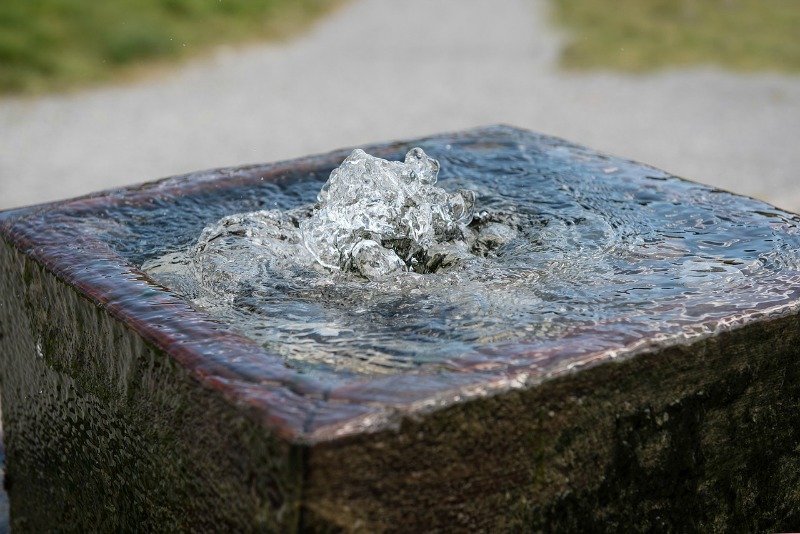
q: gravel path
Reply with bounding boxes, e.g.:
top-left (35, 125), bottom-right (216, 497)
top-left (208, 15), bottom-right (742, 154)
top-left (1, 0), bottom-right (799, 212)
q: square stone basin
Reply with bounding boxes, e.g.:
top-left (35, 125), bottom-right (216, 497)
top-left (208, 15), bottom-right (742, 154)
top-left (1, 125), bottom-right (799, 531)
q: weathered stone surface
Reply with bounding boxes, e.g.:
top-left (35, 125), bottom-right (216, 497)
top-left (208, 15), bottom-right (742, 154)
top-left (0, 240), bottom-right (302, 531)
top-left (1, 126), bottom-right (799, 531)
top-left (303, 315), bottom-right (800, 531)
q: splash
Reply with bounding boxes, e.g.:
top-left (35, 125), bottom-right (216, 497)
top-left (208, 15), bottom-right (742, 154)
top-left (300, 148), bottom-right (476, 279)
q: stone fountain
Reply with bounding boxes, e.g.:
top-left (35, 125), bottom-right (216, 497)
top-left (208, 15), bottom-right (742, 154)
top-left (1, 126), bottom-right (799, 531)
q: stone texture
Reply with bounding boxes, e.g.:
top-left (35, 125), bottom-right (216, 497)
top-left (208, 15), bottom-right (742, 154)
top-left (304, 315), bottom-right (800, 531)
top-left (0, 240), bottom-right (303, 531)
top-left (1, 126), bottom-right (799, 531)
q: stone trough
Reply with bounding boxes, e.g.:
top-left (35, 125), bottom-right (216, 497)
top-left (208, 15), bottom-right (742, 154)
top-left (1, 126), bottom-right (799, 531)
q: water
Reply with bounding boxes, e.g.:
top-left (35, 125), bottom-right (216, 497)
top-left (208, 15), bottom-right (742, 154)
top-left (301, 147), bottom-right (476, 278)
top-left (139, 131), bottom-right (800, 376)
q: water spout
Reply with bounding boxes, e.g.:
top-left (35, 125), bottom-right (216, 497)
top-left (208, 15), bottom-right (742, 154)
top-left (300, 148), bottom-right (476, 279)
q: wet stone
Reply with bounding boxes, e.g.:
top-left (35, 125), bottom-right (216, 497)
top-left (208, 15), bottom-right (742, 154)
top-left (3, 126), bottom-right (800, 531)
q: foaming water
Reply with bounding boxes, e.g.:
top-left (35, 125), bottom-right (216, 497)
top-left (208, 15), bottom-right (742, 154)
top-left (301, 147), bottom-right (476, 278)
top-left (137, 131), bottom-right (800, 376)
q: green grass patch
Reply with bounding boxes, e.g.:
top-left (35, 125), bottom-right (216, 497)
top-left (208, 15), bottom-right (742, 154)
top-left (0, 0), bottom-right (341, 94)
top-left (551, 0), bottom-right (800, 72)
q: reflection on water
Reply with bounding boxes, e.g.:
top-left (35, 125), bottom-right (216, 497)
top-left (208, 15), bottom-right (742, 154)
top-left (135, 128), bottom-right (800, 376)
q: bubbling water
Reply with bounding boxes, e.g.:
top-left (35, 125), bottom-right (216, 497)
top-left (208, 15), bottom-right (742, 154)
top-left (143, 148), bottom-right (528, 374)
top-left (141, 139), bottom-right (800, 377)
top-left (184, 148), bottom-right (495, 292)
top-left (300, 148), bottom-right (476, 279)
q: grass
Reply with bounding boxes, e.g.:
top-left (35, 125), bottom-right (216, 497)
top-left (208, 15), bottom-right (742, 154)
top-left (551, 0), bottom-right (800, 72)
top-left (0, 0), bottom-right (341, 94)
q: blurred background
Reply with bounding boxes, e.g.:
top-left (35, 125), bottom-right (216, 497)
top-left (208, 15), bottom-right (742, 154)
top-left (0, 0), bottom-right (797, 525)
top-left (0, 0), bottom-right (798, 211)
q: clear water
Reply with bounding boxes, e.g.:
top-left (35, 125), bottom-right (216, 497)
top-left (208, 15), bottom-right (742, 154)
top-left (300, 147), bottom-right (476, 278)
top-left (138, 132), bottom-right (800, 376)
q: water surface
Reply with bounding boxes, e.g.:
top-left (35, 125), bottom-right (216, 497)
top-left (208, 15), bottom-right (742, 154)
top-left (130, 131), bottom-right (800, 376)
